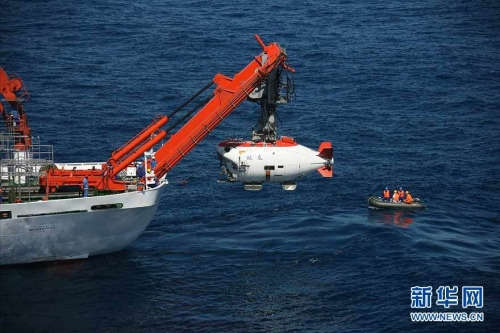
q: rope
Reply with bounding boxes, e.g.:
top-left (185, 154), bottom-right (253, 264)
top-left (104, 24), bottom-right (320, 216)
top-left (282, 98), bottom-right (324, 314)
top-left (167, 81), bottom-right (213, 119)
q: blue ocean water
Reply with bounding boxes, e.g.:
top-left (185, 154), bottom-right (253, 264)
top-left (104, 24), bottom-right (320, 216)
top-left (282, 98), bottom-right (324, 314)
top-left (1, 0), bottom-right (499, 331)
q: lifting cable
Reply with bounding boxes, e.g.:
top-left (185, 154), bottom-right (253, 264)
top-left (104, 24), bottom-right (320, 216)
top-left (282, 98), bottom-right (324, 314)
top-left (167, 81), bottom-right (213, 119)
top-left (164, 96), bottom-right (212, 134)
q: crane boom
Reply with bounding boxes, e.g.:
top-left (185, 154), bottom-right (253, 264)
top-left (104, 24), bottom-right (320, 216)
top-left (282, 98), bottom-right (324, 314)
top-left (0, 67), bottom-right (31, 149)
top-left (154, 36), bottom-right (287, 178)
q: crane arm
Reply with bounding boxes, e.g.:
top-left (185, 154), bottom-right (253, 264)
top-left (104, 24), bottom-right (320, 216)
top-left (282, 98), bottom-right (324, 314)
top-left (153, 35), bottom-right (288, 178)
top-left (0, 67), bottom-right (31, 149)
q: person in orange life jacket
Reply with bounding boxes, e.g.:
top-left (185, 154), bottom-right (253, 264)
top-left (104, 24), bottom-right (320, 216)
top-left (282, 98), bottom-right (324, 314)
top-left (398, 187), bottom-right (405, 202)
top-left (383, 187), bottom-right (390, 202)
top-left (404, 191), bottom-right (414, 204)
top-left (392, 190), bottom-right (400, 203)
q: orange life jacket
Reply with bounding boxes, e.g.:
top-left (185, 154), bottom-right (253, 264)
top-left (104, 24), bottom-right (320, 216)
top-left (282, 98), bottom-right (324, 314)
top-left (405, 194), bottom-right (414, 204)
top-left (383, 190), bottom-right (390, 198)
top-left (398, 190), bottom-right (404, 199)
top-left (392, 193), bottom-right (399, 202)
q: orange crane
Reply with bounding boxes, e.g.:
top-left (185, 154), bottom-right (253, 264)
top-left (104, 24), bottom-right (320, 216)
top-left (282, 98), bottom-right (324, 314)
top-left (39, 35), bottom-right (292, 192)
top-left (0, 67), bottom-right (32, 149)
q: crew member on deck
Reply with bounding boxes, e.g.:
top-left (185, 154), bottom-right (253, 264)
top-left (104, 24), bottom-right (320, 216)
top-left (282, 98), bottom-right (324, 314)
top-left (151, 157), bottom-right (157, 171)
top-left (83, 176), bottom-right (89, 197)
top-left (383, 187), bottom-right (390, 202)
top-left (137, 162), bottom-right (145, 179)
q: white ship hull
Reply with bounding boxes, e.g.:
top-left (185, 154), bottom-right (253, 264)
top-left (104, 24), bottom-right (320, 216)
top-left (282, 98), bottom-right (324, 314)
top-left (0, 182), bottom-right (166, 265)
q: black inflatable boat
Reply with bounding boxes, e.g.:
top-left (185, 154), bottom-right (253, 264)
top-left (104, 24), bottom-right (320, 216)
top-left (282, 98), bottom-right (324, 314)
top-left (368, 196), bottom-right (425, 210)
